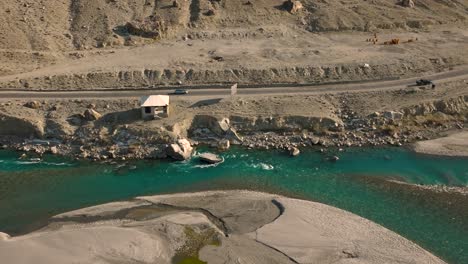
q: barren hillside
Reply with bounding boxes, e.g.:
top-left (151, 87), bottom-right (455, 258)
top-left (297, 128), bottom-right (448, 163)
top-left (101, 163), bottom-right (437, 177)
top-left (2, 0), bottom-right (467, 51)
top-left (0, 0), bottom-right (467, 88)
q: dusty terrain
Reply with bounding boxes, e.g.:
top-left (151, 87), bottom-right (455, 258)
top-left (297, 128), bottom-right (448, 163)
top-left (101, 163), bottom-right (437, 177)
top-left (0, 2), bottom-right (467, 263)
top-left (0, 190), bottom-right (445, 264)
top-left (413, 130), bottom-right (468, 156)
top-left (0, 0), bottom-right (468, 89)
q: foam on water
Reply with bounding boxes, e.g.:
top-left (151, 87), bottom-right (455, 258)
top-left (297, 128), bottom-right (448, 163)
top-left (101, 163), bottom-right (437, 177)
top-left (250, 162), bottom-right (274, 170)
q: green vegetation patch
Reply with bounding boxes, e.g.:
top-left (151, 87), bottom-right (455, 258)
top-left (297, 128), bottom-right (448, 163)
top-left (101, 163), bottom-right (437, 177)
top-left (177, 256), bottom-right (207, 264)
top-left (172, 226), bottom-right (221, 264)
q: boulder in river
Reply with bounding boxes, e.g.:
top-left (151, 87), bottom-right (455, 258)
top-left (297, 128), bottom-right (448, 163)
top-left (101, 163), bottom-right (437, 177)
top-left (166, 138), bottom-right (193, 161)
top-left (199, 153), bottom-right (223, 164)
top-left (289, 147), bottom-right (300, 157)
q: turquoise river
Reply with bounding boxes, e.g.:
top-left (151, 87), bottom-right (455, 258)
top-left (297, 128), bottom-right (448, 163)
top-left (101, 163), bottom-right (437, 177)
top-left (0, 147), bottom-right (467, 263)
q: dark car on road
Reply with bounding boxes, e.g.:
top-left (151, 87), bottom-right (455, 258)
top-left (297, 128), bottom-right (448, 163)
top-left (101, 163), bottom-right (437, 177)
top-left (173, 89), bottom-right (189, 95)
top-left (416, 79), bottom-right (435, 88)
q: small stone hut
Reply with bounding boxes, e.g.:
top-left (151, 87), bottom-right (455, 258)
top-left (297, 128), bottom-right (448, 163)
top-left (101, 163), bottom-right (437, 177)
top-left (140, 95), bottom-right (170, 119)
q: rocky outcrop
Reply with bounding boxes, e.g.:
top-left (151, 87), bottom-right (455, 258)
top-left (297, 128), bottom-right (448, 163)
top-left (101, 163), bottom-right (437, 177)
top-left (230, 115), bottom-right (342, 133)
top-left (191, 114), bottom-right (342, 139)
top-left (191, 115), bottom-right (230, 136)
top-left (166, 138), bottom-right (193, 161)
top-left (402, 96), bottom-right (468, 116)
top-left (0, 112), bottom-right (44, 138)
top-left (125, 17), bottom-right (162, 38)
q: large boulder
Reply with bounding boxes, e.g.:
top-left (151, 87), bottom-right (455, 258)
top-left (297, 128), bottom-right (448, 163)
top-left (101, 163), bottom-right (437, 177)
top-left (83, 109), bottom-right (102, 121)
top-left (166, 138), bottom-right (193, 161)
top-left (289, 147), bottom-right (300, 157)
top-left (0, 111), bottom-right (45, 138)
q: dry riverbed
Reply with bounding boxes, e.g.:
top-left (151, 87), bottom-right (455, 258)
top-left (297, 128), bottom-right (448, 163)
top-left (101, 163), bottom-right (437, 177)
top-left (0, 190), bottom-right (445, 264)
top-left (413, 130), bottom-right (468, 157)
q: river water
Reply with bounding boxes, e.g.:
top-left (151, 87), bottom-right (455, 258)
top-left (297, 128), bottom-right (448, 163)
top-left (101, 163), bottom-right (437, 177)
top-left (0, 147), bottom-right (467, 263)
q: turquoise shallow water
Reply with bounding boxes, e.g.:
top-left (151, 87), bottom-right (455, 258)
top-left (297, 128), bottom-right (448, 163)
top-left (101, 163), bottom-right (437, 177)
top-left (0, 147), bottom-right (467, 263)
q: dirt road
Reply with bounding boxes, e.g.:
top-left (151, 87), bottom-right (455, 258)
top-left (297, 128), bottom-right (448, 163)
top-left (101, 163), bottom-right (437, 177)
top-left (1, 66), bottom-right (467, 101)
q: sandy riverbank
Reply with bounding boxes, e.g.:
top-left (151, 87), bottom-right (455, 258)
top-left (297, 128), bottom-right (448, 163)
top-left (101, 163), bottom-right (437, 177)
top-left (0, 190), bottom-right (445, 264)
top-left (413, 130), bottom-right (468, 157)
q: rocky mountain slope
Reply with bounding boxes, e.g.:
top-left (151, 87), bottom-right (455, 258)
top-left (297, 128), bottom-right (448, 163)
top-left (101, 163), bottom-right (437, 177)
top-left (2, 0), bottom-right (468, 51)
top-left (1, 0), bottom-right (467, 88)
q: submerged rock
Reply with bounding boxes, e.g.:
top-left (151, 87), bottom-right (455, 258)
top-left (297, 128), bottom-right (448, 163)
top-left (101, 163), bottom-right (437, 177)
top-left (199, 153), bottom-right (223, 164)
